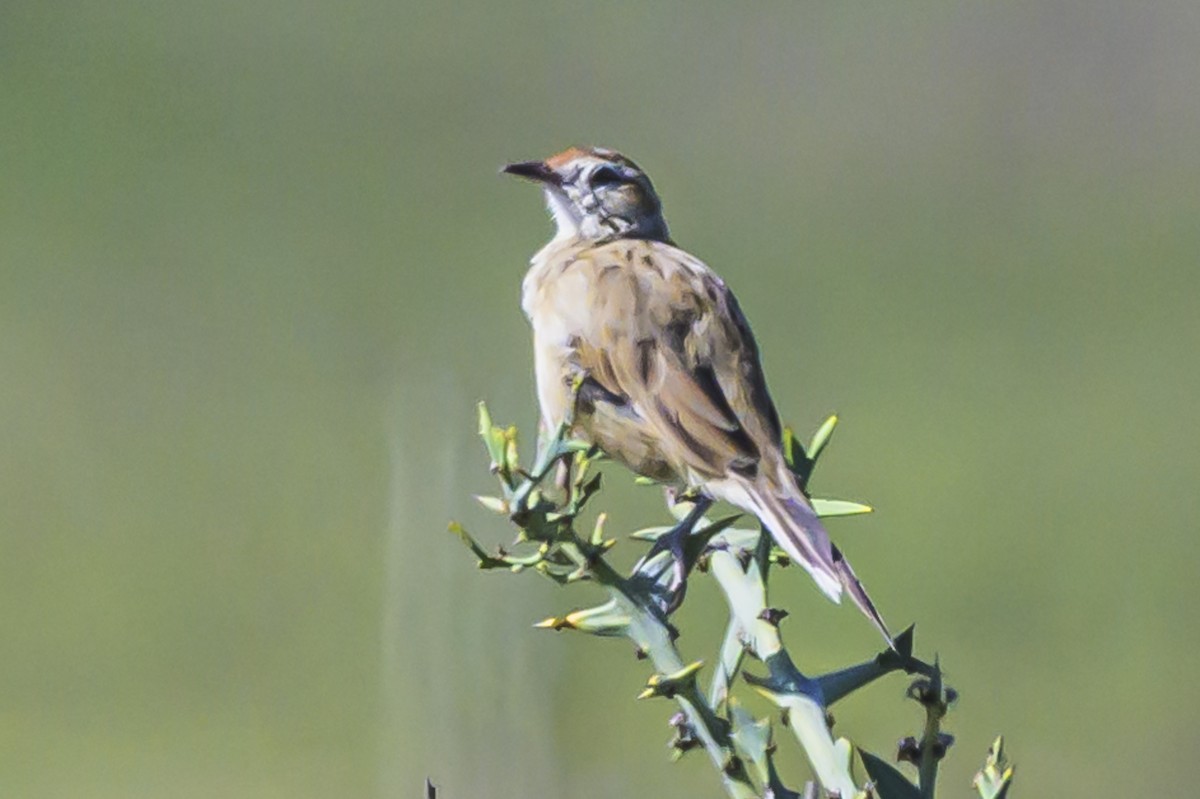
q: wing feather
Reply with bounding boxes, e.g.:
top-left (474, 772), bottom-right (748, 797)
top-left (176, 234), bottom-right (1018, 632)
top-left (568, 241), bottom-right (779, 482)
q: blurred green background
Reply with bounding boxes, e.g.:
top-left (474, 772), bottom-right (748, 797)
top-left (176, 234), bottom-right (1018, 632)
top-left (2, 1), bottom-right (1198, 796)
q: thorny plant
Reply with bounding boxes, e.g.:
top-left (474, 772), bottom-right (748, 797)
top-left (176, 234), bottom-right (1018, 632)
top-left (451, 388), bottom-right (1015, 799)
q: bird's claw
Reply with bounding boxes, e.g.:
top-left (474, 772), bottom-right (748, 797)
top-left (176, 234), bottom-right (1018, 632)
top-left (634, 496), bottom-right (714, 614)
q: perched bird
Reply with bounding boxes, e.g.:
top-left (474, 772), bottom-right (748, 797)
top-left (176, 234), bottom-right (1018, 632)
top-left (504, 146), bottom-right (889, 640)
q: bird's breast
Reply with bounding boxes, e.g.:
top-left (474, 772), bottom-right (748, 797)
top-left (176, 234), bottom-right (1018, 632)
top-left (523, 255), bottom-right (589, 433)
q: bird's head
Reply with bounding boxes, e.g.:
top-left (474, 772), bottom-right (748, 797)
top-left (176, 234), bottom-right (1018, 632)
top-left (503, 147), bottom-right (670, 243)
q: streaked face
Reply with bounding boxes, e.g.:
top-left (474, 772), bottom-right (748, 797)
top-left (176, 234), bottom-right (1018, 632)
top-left (504, 147), bottom-right (670, 243)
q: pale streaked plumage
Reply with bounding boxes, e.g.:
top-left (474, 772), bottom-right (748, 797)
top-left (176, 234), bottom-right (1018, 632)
top-left (505, 146), bottom-right (888, 640)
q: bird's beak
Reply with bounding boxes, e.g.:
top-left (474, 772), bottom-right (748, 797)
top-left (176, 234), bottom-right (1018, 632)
top-left (502, 160), bottom-right (562, 187)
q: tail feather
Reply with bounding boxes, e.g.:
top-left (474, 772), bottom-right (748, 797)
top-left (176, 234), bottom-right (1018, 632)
top-left (751, 490), bottom-right (842, 601)
top-left (708, 476), bottom-right (893, 645)
top-left (831, 544), bottom-right (893, 645)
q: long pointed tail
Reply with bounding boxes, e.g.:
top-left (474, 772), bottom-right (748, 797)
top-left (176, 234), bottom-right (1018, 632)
top-left (829, 543), bottom-right (892, 645)
top-left (711, 477), bottom-right (893, 644)
top-left (751, 489), bottom-right (843, 600)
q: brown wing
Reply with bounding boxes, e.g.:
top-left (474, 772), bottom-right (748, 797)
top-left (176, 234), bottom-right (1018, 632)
top-left (570, 240), bottom-right (783, 483)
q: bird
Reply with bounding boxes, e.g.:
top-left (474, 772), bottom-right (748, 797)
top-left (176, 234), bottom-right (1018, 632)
top-left (503, 146), bottom-right (889, 641)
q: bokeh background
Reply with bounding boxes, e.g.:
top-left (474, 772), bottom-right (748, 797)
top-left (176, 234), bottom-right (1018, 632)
top-left (3, 1), bottom-right (1198, 796)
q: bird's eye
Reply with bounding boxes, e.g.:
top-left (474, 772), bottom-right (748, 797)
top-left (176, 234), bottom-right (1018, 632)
top-left (590, 166), bottom-right (623, 188)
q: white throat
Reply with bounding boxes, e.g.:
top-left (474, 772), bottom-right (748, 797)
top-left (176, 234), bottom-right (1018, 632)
top-left (544, 187), bottom-right (581, 241)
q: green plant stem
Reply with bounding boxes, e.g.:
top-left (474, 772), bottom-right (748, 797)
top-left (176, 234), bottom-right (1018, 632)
top-left (913, 670), bottom-right (948, 799)
top-left (817, 628), bottom-right (935, 705)
top-left (551, 509), bottom-right (758, 798)
top-left (706, 544), bottom-right (860, 798)
top-left (918, 710), bottom-right (940, 799)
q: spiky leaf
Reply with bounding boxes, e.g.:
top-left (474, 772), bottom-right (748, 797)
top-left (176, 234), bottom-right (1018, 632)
top-left (859, 750), bottom-right (921, 799)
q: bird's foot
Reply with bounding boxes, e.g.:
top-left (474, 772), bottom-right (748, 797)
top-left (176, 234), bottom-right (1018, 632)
top-left (633, 496), bottom-right (714, 614)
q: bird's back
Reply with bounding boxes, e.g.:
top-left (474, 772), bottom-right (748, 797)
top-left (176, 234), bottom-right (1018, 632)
top-left (522, 237), bottom-right (787, 489)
